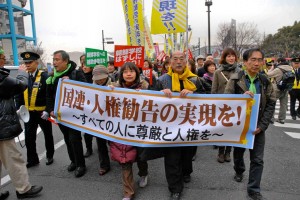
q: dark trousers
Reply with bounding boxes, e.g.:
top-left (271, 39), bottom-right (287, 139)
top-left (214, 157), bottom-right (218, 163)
top-left (233, 131), bottom-right (265, 194)
top-left (24, 111), bottom-right (54, 164)
top-left (218, 146), bottom-right (232, 154)
top-left (289, 89), bottom-right (300, 117)
top-left (84, 133), bottom-right (93, 151)
top-left (96, 137), bottom-right (110, 170)
top-left (136, 147), bottom-right (148, 177)
top-left (182, 146), bottom-right (196, 176)
top-left (58, 124), bottom-right (85, 167)
top-left (164, 146), bottom-right (194, 193)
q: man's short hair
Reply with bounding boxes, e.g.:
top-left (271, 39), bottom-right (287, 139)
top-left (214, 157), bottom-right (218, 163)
top-left (53, 50), bottom-right (70, 62)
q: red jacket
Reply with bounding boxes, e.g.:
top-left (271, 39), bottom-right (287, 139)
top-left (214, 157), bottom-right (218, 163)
top-left (110, 142), bottom-right (137, 164)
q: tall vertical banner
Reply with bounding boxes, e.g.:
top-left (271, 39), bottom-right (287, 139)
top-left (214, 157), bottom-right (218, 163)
top-left (173, 33), bottom-right (178, 51)
top-left (144, 17), bottom-right (154, 59)
top-left (164, 36), bottom-right (170, 56)
top-left (151, 0), bottom-right (187, 34)
top-left (122, 0), bottom-right (144, 46)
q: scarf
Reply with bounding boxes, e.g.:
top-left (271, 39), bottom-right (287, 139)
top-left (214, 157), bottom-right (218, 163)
top-left (222, 63), bottom-right (237, 71)
top-left (203, 73), bottom-right (214, 82)
top-left (46, 64), bottom-right (71, 84)
top-left (167, 66), bottom-right (197, 92)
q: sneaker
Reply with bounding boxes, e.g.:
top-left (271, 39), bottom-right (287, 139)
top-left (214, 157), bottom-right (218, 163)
top-left (139, 175), bottom-right (148, 188)
top-left (234, 173), bottom-right (243, 182)
top-left (276, 119), bottom-right (285, 124)
top-left (224, 153), bottom-right (231, 162)
top-left (292, 116), bottom-right (297, 120)
top-left (217, 154), bottom-right (225, 163)
top-left (16, 185), bottom-right (43, 199)
top-left (248, 192), bottom-right (263, 200)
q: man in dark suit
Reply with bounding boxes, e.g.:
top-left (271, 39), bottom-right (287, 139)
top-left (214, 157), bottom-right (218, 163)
top-left (15, 52), bottom-right (55, 168)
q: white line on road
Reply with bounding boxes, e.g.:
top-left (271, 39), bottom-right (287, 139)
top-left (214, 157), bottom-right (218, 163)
top-left (285, 132), bottom-right (300, 139)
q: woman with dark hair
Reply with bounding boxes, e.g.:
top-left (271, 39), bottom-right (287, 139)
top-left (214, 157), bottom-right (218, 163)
top-left (107, 60), bottom-right (119, 81)
top-left (202, 60), bottom-right (217, 92)
top-left (161, 58), bottom-right (171, 75)
top-left (211, 48), bottom-right (240, 163)
top-left (109, 62), bottom-right (149, 200)
top-left (187, 59), bottom-right (197, 74)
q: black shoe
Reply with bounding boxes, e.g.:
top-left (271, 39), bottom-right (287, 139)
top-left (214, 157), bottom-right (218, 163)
top-left (84, 149), bottom-right (93, 158)
top-left (26, 161), bottom-right (39, 168)
top-left (170, 192), bottom-right (181, 200)
top-left (16, 185), bottom-right (43, 199)
top-left (292, 116), bottom-right (297, 120)
top-left (276, 119), bottom-right (285, 124)
top-left (297, 113), bottom-right (300, 118)
top-left (46, 158), bottom-right (54, 165)
top-left (248, 192), bottom-right (263, 200)
top-left (0, 191), bottom-right (9, 200)
top-left (67, 162), bottom-right (76, 172)
top-left (183, 175), bottom-right (191, 183)
top-left (75, 166), bottom-right (86, 177)
top-left (234, 173), bottom-right (243, 182)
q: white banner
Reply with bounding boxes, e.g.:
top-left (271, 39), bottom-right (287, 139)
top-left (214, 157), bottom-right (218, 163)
top-left (54, 80), bottom-right (261, 149)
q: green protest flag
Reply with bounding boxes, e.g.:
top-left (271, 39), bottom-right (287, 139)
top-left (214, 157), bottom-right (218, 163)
top-left (85, 48), bottom-right (107, 67)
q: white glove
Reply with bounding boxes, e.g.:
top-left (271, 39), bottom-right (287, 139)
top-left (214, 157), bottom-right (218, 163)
top-left (41, 111), bottom-right (49, 120)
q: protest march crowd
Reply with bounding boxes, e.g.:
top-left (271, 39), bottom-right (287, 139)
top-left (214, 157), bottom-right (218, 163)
top-left (0, 47), bottom-right (300, 200)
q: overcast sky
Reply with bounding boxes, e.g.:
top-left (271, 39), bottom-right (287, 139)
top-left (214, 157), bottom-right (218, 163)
top-left (24, 0), bottom-right (299, 62)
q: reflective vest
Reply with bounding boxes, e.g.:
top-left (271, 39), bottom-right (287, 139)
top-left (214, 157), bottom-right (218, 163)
top-left (292, 69), bottom-right (300, 89)
top-left (24, 71), bottom-right (46, 111)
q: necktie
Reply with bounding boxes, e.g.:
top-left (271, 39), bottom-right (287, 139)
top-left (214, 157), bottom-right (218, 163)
top-left (29, 74), bottom-right (34, 89)
top-left (249, 76), bottom-right (257, 94)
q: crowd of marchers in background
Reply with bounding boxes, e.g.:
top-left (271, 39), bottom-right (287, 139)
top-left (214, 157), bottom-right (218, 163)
top-left (0, 47), bottom-right (299, 200)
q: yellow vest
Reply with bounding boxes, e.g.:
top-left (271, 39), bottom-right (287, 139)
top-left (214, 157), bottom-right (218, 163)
top-left (292, 69), bottom-right (300, 89)
top-left (24, 71), bottom-right (46, 111)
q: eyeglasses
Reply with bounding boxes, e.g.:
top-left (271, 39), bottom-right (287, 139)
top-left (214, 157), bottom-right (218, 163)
top-left (249, 58), bottom-right (263, 63)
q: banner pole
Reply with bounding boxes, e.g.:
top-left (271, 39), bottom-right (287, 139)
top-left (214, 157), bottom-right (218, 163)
top-left (185, 0), bottom-right (189, 60)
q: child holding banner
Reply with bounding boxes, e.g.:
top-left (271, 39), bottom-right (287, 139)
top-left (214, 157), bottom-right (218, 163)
top-left (109, 62), bottom-right (149, 200)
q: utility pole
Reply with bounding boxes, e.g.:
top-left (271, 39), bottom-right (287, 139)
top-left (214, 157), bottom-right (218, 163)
top-left (198, 37), bottom-right (201, 56)
top-left (102, 30), bottom-right (105, 50)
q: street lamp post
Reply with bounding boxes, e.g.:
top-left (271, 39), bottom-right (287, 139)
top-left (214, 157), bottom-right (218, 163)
top-left (102, 30), bottom-right (114, 51)
top-left (205, 0), bottom-right (213, 55)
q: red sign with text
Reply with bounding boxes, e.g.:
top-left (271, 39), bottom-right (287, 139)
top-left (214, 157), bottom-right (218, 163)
top-left (114, 45), bottom-right (144, 68)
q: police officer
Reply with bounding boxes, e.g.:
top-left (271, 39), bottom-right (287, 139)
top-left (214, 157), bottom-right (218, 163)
top-left (15, 52), bottom-right (55, 168)
top-left (290, 56), bottom-right (300, 120)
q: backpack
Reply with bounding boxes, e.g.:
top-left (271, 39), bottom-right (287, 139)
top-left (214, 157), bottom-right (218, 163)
top-left (276, 68), bottom-right (295, 91)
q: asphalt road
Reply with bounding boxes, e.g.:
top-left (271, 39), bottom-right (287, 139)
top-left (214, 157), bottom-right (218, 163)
top-left (1, 102), bottom-right (300, 200)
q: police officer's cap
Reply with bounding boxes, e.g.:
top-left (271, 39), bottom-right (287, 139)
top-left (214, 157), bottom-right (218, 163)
top-left (20, 52), bottom-right (40, 62)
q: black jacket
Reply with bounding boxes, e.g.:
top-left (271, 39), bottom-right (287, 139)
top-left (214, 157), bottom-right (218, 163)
top-left (0, 68), bottom-right (28, 140)
top-left (46, 61), bottom-right (86, 113)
